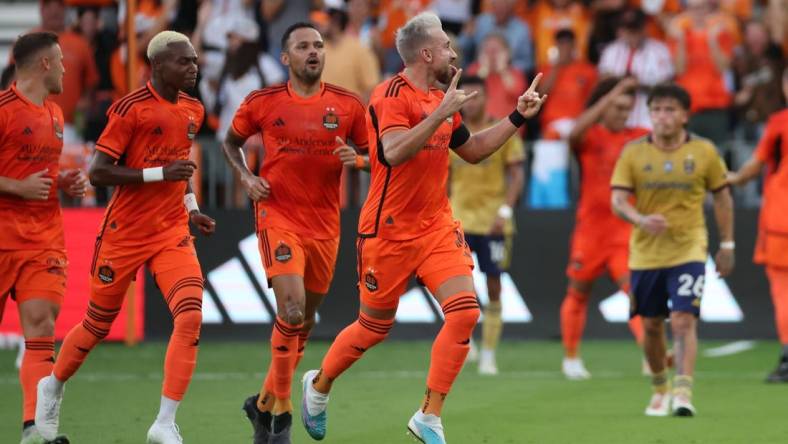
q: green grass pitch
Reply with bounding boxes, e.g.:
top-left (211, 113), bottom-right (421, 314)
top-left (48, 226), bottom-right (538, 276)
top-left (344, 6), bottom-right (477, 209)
top-left (1, 340), bottom-right (786, 443)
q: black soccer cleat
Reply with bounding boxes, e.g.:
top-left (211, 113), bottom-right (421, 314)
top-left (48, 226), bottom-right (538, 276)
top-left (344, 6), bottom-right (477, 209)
top-left (242, 394), bottom-right (272, 444)
top-left (765, 358), bottom-right (788, 383)
top-left (269, 412), bottom-right (292, 444)
top-left (48, 436), bottom-right (70, 444)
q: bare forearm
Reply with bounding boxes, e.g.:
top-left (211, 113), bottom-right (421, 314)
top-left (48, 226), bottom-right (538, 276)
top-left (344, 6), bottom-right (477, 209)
top-left (731, 157), bottom-right (764, 185)
top-left (383, 114), bottom-right (445, 166)
top-left (708, 39), bottom-right (731, 71)
top-left (674, 43), bottom-right (687, 75)
top-left (611, 190), bottom-right (643, 226)
top-left (457, 118), bottom-right (518, 164)
top-left (0, 177), bottom-right (20, 196)
top-left (713, 189), bottom-right (734, 242)
top-left (88, 163), bottom-right (143, 186)
top-left (568, 94), bottom-right (611, 149)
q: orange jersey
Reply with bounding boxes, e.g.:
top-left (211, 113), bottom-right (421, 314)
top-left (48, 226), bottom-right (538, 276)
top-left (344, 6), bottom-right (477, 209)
top-left (0, 85), bottom-right (65, 250)
top-left (574, 124), bottom-right (649, 241)
top-left (538, 61), bottom-right (597, 128)
top-left (95, 82), bottom-right (204, 244)
top-left (231, 82), bottom-right (369, 239)
top-left (756, 109), bottom-right (788, 236)
top-left (359, 74), bottom-right (465, 241)
top-left (52, 31), bottom-right (99, 124)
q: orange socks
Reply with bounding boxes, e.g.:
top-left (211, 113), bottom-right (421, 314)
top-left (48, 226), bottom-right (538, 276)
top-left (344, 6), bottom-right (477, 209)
top-left (20, 337), bottom-right (54, 422)
top-left (294, 330), bottom-right (309, 371)
top-left (427, 292), bottom-right (480, 394)
top-left (54, 300), bottom-right (120, 382)
top-left (767, 267), bottom-right (788, 345)
top-left (161, 275), bottom-right (203, 401)
top-left (269, 317), bottom-right (303, 399)
top-left (321, 312), bottom-right (393, 380)
top-left (259, 328), bottom-right (311, 410)
top-left (560, 287), bottom-right (589, 357)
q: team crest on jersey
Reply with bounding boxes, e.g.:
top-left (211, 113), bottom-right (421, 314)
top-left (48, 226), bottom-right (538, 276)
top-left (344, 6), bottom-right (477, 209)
top-left (684, 156), bottom-right (695, 174)
top-left (97, 265), bottom-right (114, 284)
top-left (53, 117), bottom-right (63, 140)
top-left (663, 160), bottom-right (673, 173)
top-left (275, 242), bottom-right (292, 262)
top-left (323, 107), bottom-right (339, 130)
top-left (364, 268), bottom-right (378, 292)
top-left (187, 117), bottom-right (197, 140)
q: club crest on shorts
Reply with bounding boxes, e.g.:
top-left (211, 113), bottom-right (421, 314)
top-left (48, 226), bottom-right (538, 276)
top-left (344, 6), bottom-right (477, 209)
top-left (275, 242), bottom-right (292, 262)
top-left (323, 107), bottom-right (339, 130)
top-left (97, 265), bottom-right (114, 284)
top-left (684, 155), bottom-right (695, 174)
top-left (364, 268), bottom-right (378, 292)
top-left (187, 117), bottom-right (197, 140)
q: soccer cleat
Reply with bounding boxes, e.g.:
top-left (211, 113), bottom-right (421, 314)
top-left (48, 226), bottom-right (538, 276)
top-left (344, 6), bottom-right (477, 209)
top-left (562, 357), bottom-right (591, 380)
top-left (242, 394), bottom-right (271, 444)
top-left (301, 370), bottom-right (328, 440)
top-left (269, 412), bottom-right (292, 444)
top-left (20, 426), bottom-right (46, 444)
top-left (146, 421), bottom-right (183, 444)
top-left (407, 410), bottom-right (446, 444)
top-left (644, 392), bottom-right (671, 417)
top-left (478, 353), bottom-right (498, 376)
top-left (765, 358), bottom-right (788, 383)
top-left (672, 394), bottom-right (696, 417)
top-left (35, 376), bottom-right (63, 440)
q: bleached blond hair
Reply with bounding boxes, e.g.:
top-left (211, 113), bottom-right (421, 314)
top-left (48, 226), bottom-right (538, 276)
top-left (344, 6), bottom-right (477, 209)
top-left (146, 31), bottom-right (192, 61)
top-left (395, 12), bottom-right (443, 64)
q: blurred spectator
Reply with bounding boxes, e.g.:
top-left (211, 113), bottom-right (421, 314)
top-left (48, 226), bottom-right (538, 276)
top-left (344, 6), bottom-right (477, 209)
top-left (119, 0), bottom-right (179, 50)
top-left (537, 29), bottom-right (597, 138)
top-left (766, 0), bottom-right (788, 54)
top-left (262, 0), bottom-right (319, 59)
top-left (317, 5), bottom-right (381, 102)
top-left (346, 0), bottom-right (376, 47)
top-left (40, 0), bottom-right (99, 144)
top-left (528, 0), bottom-right (590, 70)
top-left (434, 0), bottom-right (474, 36)
top-left (669, 0), bottom-right (736, 147)
top-left (192, 0), bottom-right (256, 86)
top-left (376, 0), bottom-right (431, 75)
top-left (459, 0), bottom-right (534, 72)
top-left (467, 32), bottom-right (526, 119)
top-left (586, 0), bottom-right (626, 64)
top-left (110, 15), bottom-right (153, 98)
top-left (200, 15), bottom-right (285, 141)
top-left (732, 20), bottom-right (785, 141)
top-left (598, 8), bottom-right (674, 128)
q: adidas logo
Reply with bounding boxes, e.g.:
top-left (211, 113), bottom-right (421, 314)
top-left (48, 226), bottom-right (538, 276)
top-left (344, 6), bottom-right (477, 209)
top-left (152, 126), bottom-right (164, 135)
top-left (273, 118), bottom-right (285, 127)
top-left (22, 127), bottom-right (33, 135)
top-left (385, 215), bottom-right (394, 225)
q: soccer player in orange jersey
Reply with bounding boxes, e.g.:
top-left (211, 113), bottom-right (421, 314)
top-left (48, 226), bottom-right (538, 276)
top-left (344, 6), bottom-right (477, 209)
top-left (560, 77), bottom-right (649, 380)
top-left (301, 13), bottom-right (545, 443)
top-left (35, 31), bottom-right (215, 444)
top-left (728, 67), bottom-right (788, 383)
top-left (222, 23), bottom-right (369, 444)
top-left (1, 31), bottom-right (86, 444)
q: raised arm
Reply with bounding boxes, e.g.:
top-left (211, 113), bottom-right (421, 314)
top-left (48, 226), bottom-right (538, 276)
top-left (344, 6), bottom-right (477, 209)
top-left (568, 77), bottom-right (638, 150)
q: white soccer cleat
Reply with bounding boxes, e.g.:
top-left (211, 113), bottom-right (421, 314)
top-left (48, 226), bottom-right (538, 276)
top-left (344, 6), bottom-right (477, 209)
top-left (20, 426), bottom-right (46, 444)
top-left (407, 410), bottom-right (446, 444)
top-left (562, 357), bottom-right (591, 380)
top-left (672, 394), bottom-right (696, 417)
top-left (644, 392), bottom-right (671, 417)
top-left (465, 340), bottom-right (479, 363)
top-left (147, 421), bottom-right (183, 444)
top-left (478, 350), bottom-right (498, 376)
top-left (35, 376), bottom-right (63, 440)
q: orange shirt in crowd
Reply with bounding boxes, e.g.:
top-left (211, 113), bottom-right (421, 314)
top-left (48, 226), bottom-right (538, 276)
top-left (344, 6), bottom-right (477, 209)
top-left (359, 73), bottom-right (465, 240)
top-left (754, 109), bottom-right (788, 267)
top-left (51, 31), bottom-right (99, 124)
top-left (466, 64), bottom-right (526, 119)
top-left (231, 82), bottom-right (369, 239)
top-left (377, 0), bottom-right (431, 49)
top-left (527, 1), bottom-right (591, 68)
top-left (0, 85), bottom-right (65, 250)
top-left (538, 60), bottom-right (597, 130)
top-left (574, 124), bottom-right (649, 242)
top-left (110, 47), bottom-right (150, 99)
top-left (95, 83), bottom-right (205, 244)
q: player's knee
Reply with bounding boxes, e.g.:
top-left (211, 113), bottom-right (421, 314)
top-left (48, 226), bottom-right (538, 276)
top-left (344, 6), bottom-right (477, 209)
top-left (670, 314), bottom-right (693, 334)
top-left (22, 310), bottom-right (56, 337)
top-left (173, 309), bottom-right (202, 334)
top-left (280, 299), bottom-right (305, 326)
top-left (643, 320), bottom-right (663, 337)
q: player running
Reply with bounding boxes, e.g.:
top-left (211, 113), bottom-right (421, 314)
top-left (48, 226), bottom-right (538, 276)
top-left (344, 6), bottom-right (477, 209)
top-left (222, 22), bottom-right (369, 444)
top-left (611, 83), bottom-right (734, 417)
top-left (1, 31), bottom-right (85, 444)
top-left (301, 12), bottom-right (545, 443)
top-left (727, 67), bottom-right (788, 383)
top-left (560, 77), bottom-right (647, 380)
top-left (448, 74), bottom-right (525, 376)
top-left (36, 31), bottom-right (215, 444)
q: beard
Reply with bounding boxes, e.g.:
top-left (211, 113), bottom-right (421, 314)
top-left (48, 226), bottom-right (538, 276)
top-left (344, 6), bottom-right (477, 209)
top-left (294, 64), bottom-right (323, 85)
top-left (435, 63), bottom-right (454, 85)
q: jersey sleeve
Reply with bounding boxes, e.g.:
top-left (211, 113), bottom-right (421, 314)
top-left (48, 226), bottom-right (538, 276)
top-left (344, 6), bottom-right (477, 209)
top-left (375, 95), bottom-right (411, 137)
top-left (230, 93), bottom-right (264, 139)
top-left (754, 116), bottom-right (780, 164)
top-left (610, 146), bottom-right (635, 190)
top-left (96, 106), bottom-right (136, 160)
top-left (350, 99), bottom-right (369, 153)
top-left (705, 145), bottom-right (728, 192)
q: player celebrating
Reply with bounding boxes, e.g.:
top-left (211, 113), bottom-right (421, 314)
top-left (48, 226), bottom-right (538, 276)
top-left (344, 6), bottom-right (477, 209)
top-left (35, 31), bottom-right (215, 444)
top-left (222, 22), bottom-right (369, 444)
top-left (560, 77), bottom-right (647, 380)
top-left (1, 32), bottom-right (85, 444)
top-left (448, 74), bottom-right (525, 376)
top-left (611, 83), bottom-right (734, 417)
top-left (301, 12), bottom-right (545, 443)
top-left (727, 67), bottom-right (788, 383)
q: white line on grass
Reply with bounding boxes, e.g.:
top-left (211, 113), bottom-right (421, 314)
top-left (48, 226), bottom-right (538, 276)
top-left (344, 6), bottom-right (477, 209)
top-left (703, 340), bottom-right (757, 358)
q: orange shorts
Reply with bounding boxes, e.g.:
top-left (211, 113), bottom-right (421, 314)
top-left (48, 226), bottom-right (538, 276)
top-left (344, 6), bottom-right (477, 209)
top-left (258, 227), bottom-right (339, 294)
top-left (0, 249), bottom-right (67, 321)
top-left (566, 231), bottom-right (629, 283)
top-left (755, 229), bottom-right (788, 268)
top-left (357, 221), bottom-right (474, 310)
top-left (91, 234), bottom-right (202, 299)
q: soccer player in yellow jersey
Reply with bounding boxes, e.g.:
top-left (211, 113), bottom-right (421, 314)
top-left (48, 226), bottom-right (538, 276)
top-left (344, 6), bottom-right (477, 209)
top-left (611, 83), bottom-right (734, 418)
top-left (449, 75), bottom-right (525, 376)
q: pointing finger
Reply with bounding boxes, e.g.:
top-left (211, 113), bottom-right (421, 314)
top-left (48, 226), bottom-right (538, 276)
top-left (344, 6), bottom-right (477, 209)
top-left (526, 72), bottom-right (543, 94)
top-left (448, 68), bottom-right (462, 91)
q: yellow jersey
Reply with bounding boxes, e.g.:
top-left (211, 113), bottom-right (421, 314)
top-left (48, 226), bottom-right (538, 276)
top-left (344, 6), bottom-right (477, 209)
top-left (610, 134), bottom-right (728, 269)
top-left (450, 130), bottom-right (525, 236)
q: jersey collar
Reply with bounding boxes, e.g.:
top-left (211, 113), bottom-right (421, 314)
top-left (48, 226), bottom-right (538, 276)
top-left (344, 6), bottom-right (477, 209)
top-left (286, 81), bottom-right (326, 103)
